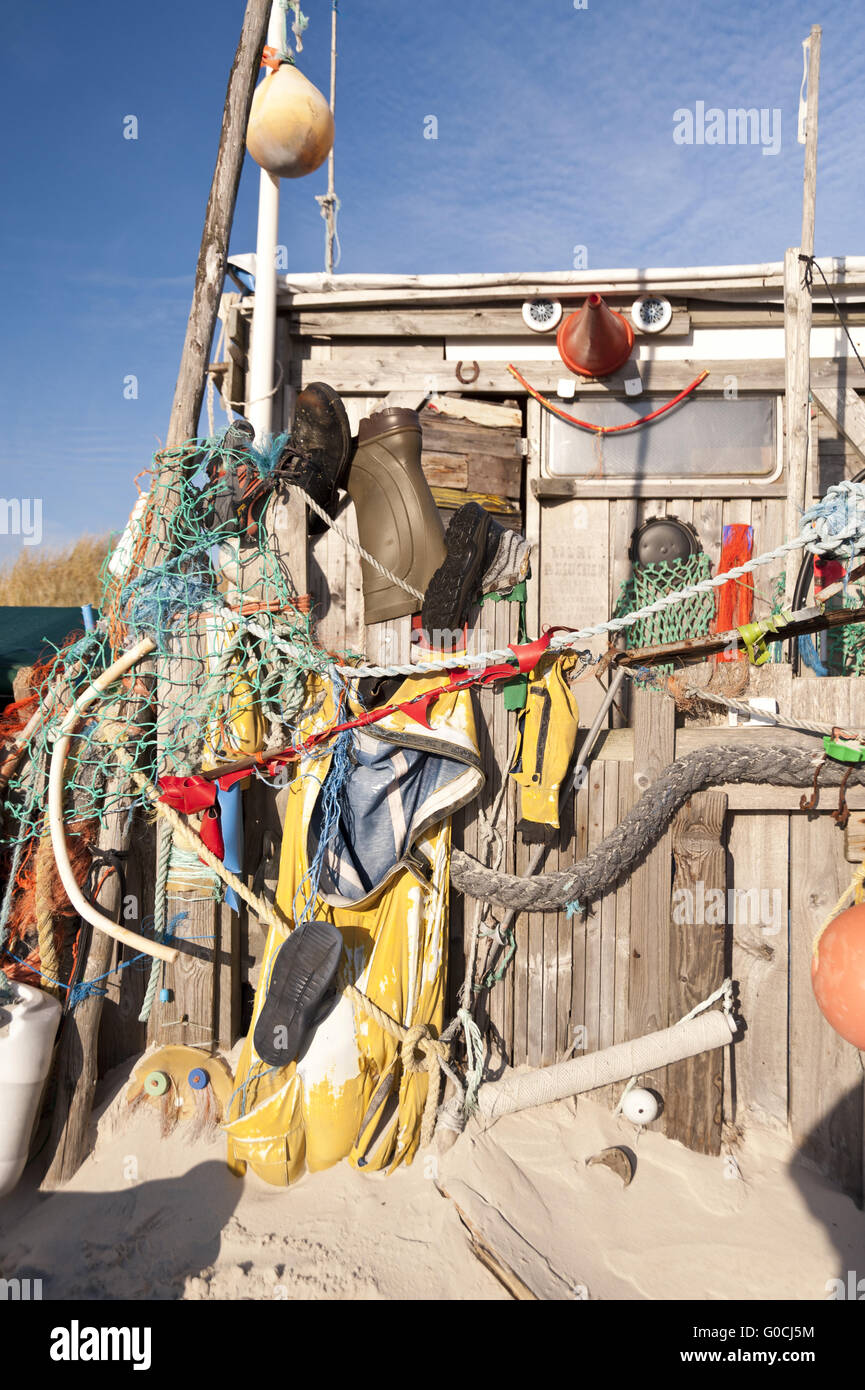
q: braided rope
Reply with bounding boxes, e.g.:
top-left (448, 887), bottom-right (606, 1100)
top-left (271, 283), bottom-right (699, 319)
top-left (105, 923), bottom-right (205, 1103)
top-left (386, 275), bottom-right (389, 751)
top-left (449, 741), bottom-right (865, 912)
top-left (34, 831), bottom-right (62, 999)
top-left (289, 483), bottom-right (425, 602)
top-left (343, 985), bottom-right (448, 1146)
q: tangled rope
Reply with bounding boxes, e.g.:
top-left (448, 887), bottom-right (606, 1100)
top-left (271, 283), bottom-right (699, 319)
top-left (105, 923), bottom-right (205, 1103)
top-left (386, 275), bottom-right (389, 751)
top-left (449, 741), bottom-right (865, 912)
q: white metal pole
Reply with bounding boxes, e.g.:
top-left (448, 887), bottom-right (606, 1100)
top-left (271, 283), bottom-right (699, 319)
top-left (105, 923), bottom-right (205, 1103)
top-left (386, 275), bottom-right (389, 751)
top-left (247, 1), bottom-right (283, 442)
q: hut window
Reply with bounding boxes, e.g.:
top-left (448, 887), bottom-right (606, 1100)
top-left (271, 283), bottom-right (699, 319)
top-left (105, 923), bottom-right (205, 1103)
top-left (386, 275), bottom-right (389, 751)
top-left (545, 396), bottom-right (776, 479)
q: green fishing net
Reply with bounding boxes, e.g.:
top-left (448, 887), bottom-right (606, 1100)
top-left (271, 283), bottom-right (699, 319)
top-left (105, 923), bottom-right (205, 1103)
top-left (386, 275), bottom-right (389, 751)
top-left (612, 552), bottom-right (716, 650)
top-left (1, 433), bottom-right (357, 860)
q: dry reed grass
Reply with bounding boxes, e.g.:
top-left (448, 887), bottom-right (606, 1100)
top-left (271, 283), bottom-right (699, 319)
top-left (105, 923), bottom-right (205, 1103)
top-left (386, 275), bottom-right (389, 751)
top-left (0, 536), bottom-right (110, 607)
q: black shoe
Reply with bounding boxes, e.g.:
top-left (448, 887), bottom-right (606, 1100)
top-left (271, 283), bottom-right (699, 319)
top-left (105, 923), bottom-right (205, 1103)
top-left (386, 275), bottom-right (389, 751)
top-left (253, 919), bottom-right (343, 1067)
top-left (421, 502), bottom-right (494, 638)
top-left (275, 383), bottom-right (352, 531)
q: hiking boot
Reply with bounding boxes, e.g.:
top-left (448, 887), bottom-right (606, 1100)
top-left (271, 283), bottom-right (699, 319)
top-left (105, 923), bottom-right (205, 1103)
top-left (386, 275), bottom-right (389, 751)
top-left (421, 502), bottom-right (494, 638)
top-left (276, 382), bottom-right (352, 529)
top-left (346, 408), bottom-right (446, 625)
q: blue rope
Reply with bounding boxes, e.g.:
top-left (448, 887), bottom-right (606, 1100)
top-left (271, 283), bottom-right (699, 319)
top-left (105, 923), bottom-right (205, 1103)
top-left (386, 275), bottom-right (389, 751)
top-left (291, 728), bottom-right (353, 928)
top-left (1, 912), bottom-right (189, 1009)
top-left (797, 633), bottom-right (830, 676)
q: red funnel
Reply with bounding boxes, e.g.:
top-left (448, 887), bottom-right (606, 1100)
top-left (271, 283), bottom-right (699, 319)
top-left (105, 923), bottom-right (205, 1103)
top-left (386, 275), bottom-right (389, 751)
top-left (556, 293), bottom-right (635, 378)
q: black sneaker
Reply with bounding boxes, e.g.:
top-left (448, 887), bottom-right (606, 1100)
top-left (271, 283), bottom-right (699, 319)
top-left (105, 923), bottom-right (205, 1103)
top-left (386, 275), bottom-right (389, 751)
top-left (421, 502), bottom-right (494, 639)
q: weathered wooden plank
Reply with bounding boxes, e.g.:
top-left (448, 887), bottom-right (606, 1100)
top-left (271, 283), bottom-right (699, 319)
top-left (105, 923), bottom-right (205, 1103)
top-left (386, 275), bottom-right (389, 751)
top-left (665, 791), bottom-right (728, 1154)
top-left (421, 452), bottom-right (470, 489)
top-left (598, 761), bottom-right (620, 1055)
top-left (726, 811), bottom-right (790, 1131)
top-left (789, 812), bottom-right (863, 1200)
top-left (288, 305), bottom-right (690, 339)
top-left (812, 386), bottom-right (865, 464)
top-left (422, 451), bottom-right (522, 498)
top-left (628, 689), bottom-right (675, 1047)
top-left (294, 356), bottom-right (865, 395)
top-left (534, 479), bottom-right (790, 501)
top-left (539, 498), bottom-right (609, 727)
top-left (427, 395), bottom-right (523, 428)
top-left (582, 762), bottom-right (606, 1059)
top-left (420, 420), bottom-right (522, 458)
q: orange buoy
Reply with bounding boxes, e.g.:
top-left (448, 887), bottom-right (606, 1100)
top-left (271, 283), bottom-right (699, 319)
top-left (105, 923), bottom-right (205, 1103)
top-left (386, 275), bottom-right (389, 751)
top-left (811, 902), bottom-right (865, 1047)
top-left (246, 64), bottom-right (334, 179)
top-left (556, 293), bottom-right (635, 378)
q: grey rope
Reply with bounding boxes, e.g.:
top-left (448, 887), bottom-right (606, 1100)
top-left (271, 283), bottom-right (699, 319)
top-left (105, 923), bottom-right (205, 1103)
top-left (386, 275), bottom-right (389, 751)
top-left (449, 741), bottom-right (865, 912)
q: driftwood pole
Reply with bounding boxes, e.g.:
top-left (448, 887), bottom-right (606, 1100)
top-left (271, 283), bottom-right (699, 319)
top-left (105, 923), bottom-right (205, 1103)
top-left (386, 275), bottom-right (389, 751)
top-left (166, 0), bottom-right (272, 449)
top-left (41, 1), bottom-right (270, 1188)
top-left (784, 24), bottom-right (821, 606)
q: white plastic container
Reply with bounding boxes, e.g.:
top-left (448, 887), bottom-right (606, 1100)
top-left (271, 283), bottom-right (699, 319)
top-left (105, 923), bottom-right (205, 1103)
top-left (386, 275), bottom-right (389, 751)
top-left (0, 981), bottom-right (61, 1197)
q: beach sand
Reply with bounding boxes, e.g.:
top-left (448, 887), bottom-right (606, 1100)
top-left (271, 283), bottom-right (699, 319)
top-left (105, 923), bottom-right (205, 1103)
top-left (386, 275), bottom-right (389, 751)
top-left (2, 1053), bottom-right (863, 1301)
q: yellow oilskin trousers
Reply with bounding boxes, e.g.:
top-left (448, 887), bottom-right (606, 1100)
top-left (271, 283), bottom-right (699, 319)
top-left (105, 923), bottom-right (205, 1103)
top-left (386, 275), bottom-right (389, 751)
top-left (509, 653), bottom-right (580, 832)
top-left (225, 673), bottom-right (483, 1184)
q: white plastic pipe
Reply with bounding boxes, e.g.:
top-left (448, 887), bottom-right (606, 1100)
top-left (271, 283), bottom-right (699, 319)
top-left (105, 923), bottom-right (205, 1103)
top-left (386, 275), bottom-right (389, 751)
top-left (247, 1), bottom-right (283, 442)
top-left (476, 1010), bottom-right (736, 1120)
top-left (47, 635), bottom-right (178, 964)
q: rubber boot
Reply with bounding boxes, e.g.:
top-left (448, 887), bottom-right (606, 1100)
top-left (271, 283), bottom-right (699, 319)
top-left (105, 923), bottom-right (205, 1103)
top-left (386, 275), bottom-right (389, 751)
top-left (346, 408), bottom-right (446, 625)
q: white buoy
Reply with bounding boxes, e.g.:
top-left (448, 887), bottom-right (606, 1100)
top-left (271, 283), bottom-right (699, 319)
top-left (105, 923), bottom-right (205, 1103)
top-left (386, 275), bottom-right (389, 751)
top-left (246, 64), bottom-right (334, 180)
top-left (621, 1086), bottom-right (659, 1126)
top-left (0, 981), bottom-right (61, 1197)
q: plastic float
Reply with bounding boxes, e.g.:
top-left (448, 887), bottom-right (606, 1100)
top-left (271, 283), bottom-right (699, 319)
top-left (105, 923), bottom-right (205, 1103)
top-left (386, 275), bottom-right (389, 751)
top-left (0, 981), bottom-right (61, 1197)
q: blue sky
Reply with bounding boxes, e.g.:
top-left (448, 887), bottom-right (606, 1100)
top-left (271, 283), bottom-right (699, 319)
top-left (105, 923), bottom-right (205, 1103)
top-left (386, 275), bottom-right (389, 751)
top-left (1, 0), bottom-right (863, 560)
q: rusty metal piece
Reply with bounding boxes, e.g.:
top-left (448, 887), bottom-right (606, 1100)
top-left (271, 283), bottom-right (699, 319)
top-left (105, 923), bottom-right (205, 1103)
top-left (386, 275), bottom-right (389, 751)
top-left (455, 360), bottom-right (480, 385)
top-left (800, 754), bottom-right (826, 812)
top-left (833, 766), bottom-right (854, 829)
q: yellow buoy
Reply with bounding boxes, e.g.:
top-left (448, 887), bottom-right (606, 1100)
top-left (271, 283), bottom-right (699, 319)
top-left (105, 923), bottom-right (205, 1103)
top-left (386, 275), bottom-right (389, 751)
top-left (246, 64), bottom-right (333, 179)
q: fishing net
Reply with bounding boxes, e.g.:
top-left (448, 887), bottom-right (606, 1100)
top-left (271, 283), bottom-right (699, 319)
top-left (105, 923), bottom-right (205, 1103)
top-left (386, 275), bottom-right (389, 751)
top-left (612, 553), bottom-right (716, 650)
top-left (0, 433), bottom-right (359, 992)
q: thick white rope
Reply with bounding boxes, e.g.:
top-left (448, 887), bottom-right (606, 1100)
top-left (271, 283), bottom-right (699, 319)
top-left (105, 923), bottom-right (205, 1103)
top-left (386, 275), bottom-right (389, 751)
top-left (289, 483), bottom-right (425, 602)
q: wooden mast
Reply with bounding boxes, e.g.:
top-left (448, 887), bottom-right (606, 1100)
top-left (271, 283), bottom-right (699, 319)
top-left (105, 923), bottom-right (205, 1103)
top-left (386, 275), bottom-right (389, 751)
top-left (784, 24), bottom-right (822, 607)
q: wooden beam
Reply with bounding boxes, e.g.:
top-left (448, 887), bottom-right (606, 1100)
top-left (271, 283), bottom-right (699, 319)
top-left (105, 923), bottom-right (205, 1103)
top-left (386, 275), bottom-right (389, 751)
top-left (628, 689), bottom-right (675, 1047)
top-left (286, 305), bottom-right (691, 338)
top-left (533, 479), bottom-right (789, 501)
top-left (166, 1), bottom-right (270, 450)
top-left (801, 26), bottom-right (822, 259)
top-left (665, 792), bottom-right (728, 1154)
top-left (293, 357), bottom-right (865, 396)
top-left (785, 248), bottom-right (811, 605)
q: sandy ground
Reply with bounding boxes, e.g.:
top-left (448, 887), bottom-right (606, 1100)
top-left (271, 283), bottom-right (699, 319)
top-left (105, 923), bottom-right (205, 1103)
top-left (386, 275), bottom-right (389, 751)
top-left (2, 1054), bottom-right (863, 1301)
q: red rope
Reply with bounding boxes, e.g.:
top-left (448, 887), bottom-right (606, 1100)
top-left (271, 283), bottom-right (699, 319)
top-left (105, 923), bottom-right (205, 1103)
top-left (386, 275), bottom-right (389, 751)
top-left (507, 364), bottom-right (709, 433)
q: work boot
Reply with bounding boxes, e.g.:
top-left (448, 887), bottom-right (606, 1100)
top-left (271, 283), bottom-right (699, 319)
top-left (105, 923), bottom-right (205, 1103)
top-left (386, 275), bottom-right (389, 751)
top-left (275, 382), bottom-right (353, 529)
top-left (346, 408), bottom-right (446, 625)
top-left (202, 417), bottom-right (257, 534)
top-left (421, 501), bottom-right (495, 638)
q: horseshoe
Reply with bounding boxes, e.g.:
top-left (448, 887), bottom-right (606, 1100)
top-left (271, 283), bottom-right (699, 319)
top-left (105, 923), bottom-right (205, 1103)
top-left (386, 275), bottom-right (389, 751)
top-left (455, 360), bottom-right (480, 385)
